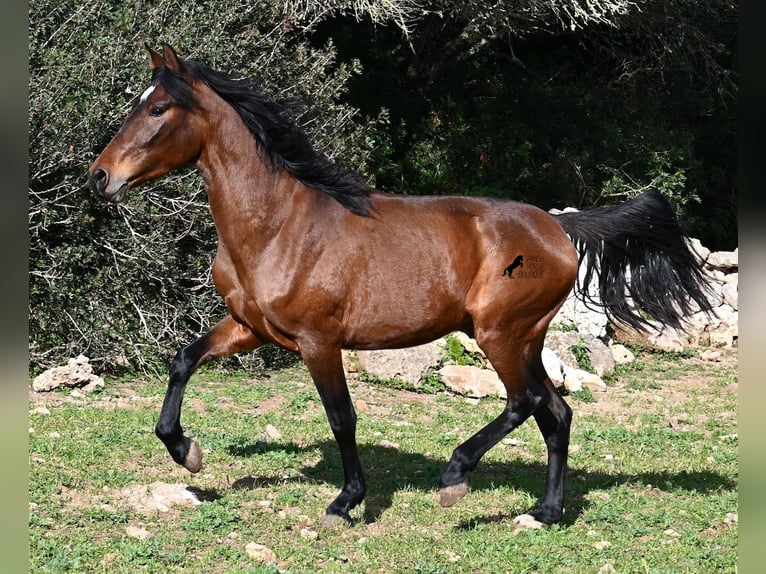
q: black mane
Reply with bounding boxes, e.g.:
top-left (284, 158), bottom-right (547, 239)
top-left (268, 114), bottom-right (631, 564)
top-left (153, 59), bottom-right (374, 216)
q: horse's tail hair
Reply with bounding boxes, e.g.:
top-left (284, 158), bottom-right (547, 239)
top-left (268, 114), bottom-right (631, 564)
top-left (554, 190), bottom-right (715, 333)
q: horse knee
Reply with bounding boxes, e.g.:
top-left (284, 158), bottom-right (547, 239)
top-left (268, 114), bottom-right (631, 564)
top-left (169, 346), bottom-right (196, 382)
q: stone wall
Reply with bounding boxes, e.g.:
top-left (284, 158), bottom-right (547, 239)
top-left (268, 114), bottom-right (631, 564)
top-left (347, 239), bottom-right (737, 398)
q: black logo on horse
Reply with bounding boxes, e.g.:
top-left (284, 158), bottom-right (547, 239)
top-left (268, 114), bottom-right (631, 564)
top-left (503, 255), bottom-right (524, 279)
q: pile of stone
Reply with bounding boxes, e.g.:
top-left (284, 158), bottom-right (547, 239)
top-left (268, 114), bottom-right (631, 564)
top-left (31, 354), bottom-right (105, 393)
top-left (548, 238), bottom-right (737, 350)
top-left (344, 330), bottom-right (617, 399)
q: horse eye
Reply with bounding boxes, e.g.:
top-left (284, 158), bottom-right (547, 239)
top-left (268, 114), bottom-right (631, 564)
top-left (149, 106), bottom-right (166, 117)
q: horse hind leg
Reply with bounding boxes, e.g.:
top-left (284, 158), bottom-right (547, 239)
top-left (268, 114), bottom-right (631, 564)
top-left (438, 328), bottom-right (544, 506)
top-left (513, 381), bottom-right (572, 527)
top-left (438, 325), bottom-right (572, 528)
top-left (508, 351), bottom-right (572, 528)
top-left (438, 373), bottom-right (539, 508)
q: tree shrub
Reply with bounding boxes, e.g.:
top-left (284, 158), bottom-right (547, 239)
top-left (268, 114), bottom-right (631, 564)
top-left (29, 1), bottom-right (382, 372)
top-left (30, 1), bottom-right (737, 373)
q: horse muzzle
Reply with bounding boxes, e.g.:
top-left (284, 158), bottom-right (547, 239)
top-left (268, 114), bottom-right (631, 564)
top-left (89, 168), bottom-right (129, 203)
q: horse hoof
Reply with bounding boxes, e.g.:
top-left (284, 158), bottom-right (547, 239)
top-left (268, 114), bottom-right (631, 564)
top-left (183, 439), bottom-right (203, 473)
top-left (512, 513), bottom-right (546, 531)
top-left (439, 481), bottom-right (469, 508)
top-left (319, 513), bottom-right (350, 529)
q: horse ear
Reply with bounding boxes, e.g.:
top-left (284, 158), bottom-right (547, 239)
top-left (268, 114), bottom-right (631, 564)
top-left (145, 43), bottom-right (165, 71)
top-left (161, 43), bottom-right (185, 74)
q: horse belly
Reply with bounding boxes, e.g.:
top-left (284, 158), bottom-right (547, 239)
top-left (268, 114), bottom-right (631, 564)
top-left (342, 271), bottom-right (469, 350)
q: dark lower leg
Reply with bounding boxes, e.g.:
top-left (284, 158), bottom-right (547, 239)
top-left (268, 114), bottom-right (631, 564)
top-left (303, 346), bottom-right (366, 524)
top-left (323, 414), bottom-right (365, 522)
top-left (155, 343), bottom-right (204, 471)
top-left (155, 315), bottom-right (261, 472)
top-left (528, 396), bottom-right (572, 524)
top-left (439, 393), bottom-right (538, 506)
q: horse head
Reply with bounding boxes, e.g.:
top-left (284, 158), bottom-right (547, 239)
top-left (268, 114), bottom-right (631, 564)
top-left (88, 44), bottom-right (204, 203)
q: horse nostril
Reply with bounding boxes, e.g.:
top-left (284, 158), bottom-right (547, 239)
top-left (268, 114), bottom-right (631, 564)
top-left (89, 168), bottom-right (108, 194)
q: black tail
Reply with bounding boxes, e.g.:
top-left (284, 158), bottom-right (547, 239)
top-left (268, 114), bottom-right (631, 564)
top-left (555, 191), bottom-right (714, 333)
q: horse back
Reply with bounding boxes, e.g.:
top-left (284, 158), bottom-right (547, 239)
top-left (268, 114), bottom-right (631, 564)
top-left (334, 194), bottom-right (578, 349)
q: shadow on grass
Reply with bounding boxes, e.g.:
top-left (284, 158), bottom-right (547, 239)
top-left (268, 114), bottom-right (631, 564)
top-left (224, 438), bottom-right (735, 528)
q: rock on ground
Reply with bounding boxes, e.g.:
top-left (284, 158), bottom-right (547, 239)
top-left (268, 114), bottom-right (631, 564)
top-left (32, 355), bottom-right (105, 392)
top-left (438, 364), bottom-right (505, 398)
top-left (351, 340), bottom-right (444, 385)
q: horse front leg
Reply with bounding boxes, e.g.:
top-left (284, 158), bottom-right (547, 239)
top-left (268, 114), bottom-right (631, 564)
top-left (155, 314), bottom-right (263, 472)
top-left (300, 342), bottom-right (366, 526)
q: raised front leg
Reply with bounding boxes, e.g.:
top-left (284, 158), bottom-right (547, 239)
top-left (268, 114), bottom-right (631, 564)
top-left (300, 342), bottom-right (366, 526)
top-left (155, 315), bottom-right (263, 472)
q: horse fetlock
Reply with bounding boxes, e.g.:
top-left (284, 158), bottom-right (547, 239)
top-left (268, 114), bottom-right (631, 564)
top-left (154, 420), bottom-right (179, 441)
top-left (439, 480), bottom-right (470, 508)
top-left (519, 504), bottom-right (563, 527)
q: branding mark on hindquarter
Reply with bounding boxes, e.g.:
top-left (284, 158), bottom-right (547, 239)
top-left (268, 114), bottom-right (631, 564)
top-left (503, 255), bottom-right (524, 279)
top-left (503, 255), bottom-right (545, 280)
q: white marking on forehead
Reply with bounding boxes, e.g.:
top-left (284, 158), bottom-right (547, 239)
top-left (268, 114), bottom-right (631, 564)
top-left (139, 85), bottom-right (156, 103)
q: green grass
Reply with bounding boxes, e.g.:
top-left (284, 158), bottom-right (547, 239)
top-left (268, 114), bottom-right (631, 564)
top-left (29, 348), bottom-right (738, 573)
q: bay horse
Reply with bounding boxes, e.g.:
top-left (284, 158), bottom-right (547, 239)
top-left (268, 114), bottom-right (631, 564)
top-left (89, 44), bottom-right (712, 529)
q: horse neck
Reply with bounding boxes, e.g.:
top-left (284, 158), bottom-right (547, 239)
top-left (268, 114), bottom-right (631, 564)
top-left (194, 99), bottom-right (299, 246)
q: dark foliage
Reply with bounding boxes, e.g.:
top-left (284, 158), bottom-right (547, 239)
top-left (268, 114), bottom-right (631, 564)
top-left (309, 1), bottom-right (737, 250)
top-left (29, 1), bottom-right (737, 372)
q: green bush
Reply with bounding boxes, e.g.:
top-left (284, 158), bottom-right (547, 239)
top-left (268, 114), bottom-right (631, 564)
top-left (29, 1), bottom-right (382, 372)
top-left (30, 1), bottom-right (736, 374)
